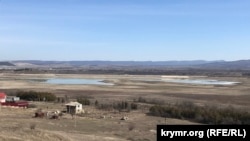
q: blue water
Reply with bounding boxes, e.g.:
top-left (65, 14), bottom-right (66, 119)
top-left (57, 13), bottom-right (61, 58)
top-left (162, 78), bottom-right (240, 85)
top-left (45, 78), bottom-right (112, 85)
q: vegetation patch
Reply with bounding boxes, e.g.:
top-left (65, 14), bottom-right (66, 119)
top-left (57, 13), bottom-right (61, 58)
top-left (135, 97), bottom-right (165, 105)
top-left (97, 101), bottom-right (138, 112)
top-left (149, 102), bottom-right (250, 124)
top-left (16, 91), bottom-right (56, 101)
top-left (77, 97), bottom-right (91, 105)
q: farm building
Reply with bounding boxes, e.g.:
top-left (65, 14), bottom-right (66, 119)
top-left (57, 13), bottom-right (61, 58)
top-left (6, 96), bottom-right (20, 102)
top-left (65, 102), bottom-right (83, 114)
top-left (0, 92), bottom-right (28, 107)
top-left (0, 92), bottom-right (6, 103)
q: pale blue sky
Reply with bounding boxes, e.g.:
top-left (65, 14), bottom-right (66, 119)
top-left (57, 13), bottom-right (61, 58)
top-left (0, 0), bottom-right (249, 61)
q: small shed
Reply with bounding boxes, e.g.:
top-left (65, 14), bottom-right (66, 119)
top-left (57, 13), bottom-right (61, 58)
top-left (0, 92), bottom-right (6, 103)
top-left (65, 102), bottom-right (83, 114)
top-left (6, 96), bottom-right (20, 102)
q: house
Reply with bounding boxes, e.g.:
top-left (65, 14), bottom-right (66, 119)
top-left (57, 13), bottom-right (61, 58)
top-left (0, 92), bottom-right (28, 108)
top-left (0, 92), bottom-right (6, 103)
top-left (6, 96), bottom-right (20, 102)
top-left (65, 102), bottom-right (83, 114)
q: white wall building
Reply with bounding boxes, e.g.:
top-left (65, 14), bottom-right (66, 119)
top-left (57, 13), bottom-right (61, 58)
top-left (0, 93), bottom-right (6, 103)
top-left (65, 102), bottom-right (83, 114)
top-left (6, 96), bottom-right (20, 102)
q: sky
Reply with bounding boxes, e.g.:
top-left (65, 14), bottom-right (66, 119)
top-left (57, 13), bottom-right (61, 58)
top-left (0, 0), bottom-right (249, 61)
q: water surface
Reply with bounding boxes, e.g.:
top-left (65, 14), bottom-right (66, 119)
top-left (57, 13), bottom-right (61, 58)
top-left (162, 78), bottom-right (240, 85)
top-left (45, 78), bottom-right (113, 85)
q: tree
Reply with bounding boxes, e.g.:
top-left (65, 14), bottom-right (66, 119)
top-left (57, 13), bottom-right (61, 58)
top-left (16, 91), bottom-right (56, 101)
top-left (77, 97), bottom-right (90, 105)
top-left (95, 100), bottom-right (99, 107)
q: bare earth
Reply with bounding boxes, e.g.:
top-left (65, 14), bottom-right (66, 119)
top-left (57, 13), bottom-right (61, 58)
top-left (1, 73), bottom-right (250, 141)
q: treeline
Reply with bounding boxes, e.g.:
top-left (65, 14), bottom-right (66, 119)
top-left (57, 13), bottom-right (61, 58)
top-left (97, 101), bottom-right (138, 112)
top-left (75, 97), bottom-right (138, 112)
top-left (136, 97), bottom-right (165, 105)
top-left (149, 102), bottom-right (250, 124)
top-left (16, 91), bottom-right (56, 101)
top-left (77, 97), bottom-right (91, 105)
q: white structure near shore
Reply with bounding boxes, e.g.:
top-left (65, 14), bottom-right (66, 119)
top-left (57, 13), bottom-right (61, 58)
top-left (6, 96), bottom-right (20, 102)
top-left (65, 102), bottom-right (83, 114)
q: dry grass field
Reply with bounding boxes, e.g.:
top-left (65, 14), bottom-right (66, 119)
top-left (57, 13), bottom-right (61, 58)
top-left (0, 73), bottom-right (250, 141)
top-left (0, 102), bottom-right (195, 141)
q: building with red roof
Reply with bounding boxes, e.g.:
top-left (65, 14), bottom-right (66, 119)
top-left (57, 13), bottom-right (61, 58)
top-left (0, 92), bottom-right (28, 107)
top-left (0, 92), bottom-right (7, 103)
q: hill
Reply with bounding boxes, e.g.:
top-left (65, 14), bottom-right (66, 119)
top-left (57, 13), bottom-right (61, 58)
top-left (12, 60), bottom-right (220, 67)
top-left (0, 62), bottom-right (15, 66)
top-left (196, 60), bottom-right (250, 70)
top-left (4, 60), bottom-right (250, 71)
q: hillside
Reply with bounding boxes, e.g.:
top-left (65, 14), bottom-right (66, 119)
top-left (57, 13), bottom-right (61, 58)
top-left (196, 60), bottom-right (250, 70)
top-left (3, 60), bottom-right (250, 71)
top-left (12, 60), bottom-right (220, 67)
top-left (0, 62), bottom-right (15, 66)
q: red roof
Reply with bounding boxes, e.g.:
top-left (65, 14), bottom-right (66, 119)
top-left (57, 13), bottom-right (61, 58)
top-left (0, 93), bottom-right (6, 99)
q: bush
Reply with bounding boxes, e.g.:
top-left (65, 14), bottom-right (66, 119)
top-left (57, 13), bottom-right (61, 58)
top-left (95, 100), bottom-right (99, 107)
top-left (97, 103), bottom-right (113, 111)
top-left (138, 97), bottom-right (147, 103)
top-left (113, 101), bottom-right (138, 112)
top-left (128, 123), bottom-right (135, 131)
top-left (77, 97), bottom-right (90, 105)
top-left (27, 104), bottom-right (37, 108)
top-left (131, 103), bottom-right (138, 110)
top-left (30, 123), bottom-right (36, 130)
top-left (136, 97), bottom-right (164, 105)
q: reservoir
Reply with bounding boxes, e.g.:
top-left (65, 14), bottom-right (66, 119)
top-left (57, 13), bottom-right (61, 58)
top-left (161, 78), bottom-right (240, 85)
top-left (45, 78), bottom-right (113, 85)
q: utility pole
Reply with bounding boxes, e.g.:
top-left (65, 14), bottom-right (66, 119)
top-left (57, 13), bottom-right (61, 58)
top-left (74, 114), bottom-right (76, 128)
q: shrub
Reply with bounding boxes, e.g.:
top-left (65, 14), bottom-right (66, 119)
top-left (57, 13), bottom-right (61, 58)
top-left (27, 104), bottom-right (37, 108)
top-left (95, 100), bottom-right (99, 107)
top-left (128, 123), bottom-right (135, 131)
top-left (136, 97), bottom-right (164, 105)
top-left (30, 123), bottom-right (36, 130)
top-left (97, 104), bottom-right (113, 111)
top-left (138, 97), bottom-right (147, 103)
top-left (77, 97), bottom-right (90, 105)
top-left (131, 103), bottom-right (138, 110)
top-left (113, 101), bottom-right (138, 112)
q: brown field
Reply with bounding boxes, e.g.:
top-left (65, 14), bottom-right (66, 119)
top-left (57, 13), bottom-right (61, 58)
top-left (0, 73), bottom-right (250, 141)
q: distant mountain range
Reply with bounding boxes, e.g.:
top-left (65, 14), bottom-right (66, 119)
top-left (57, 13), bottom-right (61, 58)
top-left (1, 60), bottom-right (250, 70)
top-left (11, 60), bottom-right (222, 67)
top-left (196, 60), bottom-right (250, 70)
